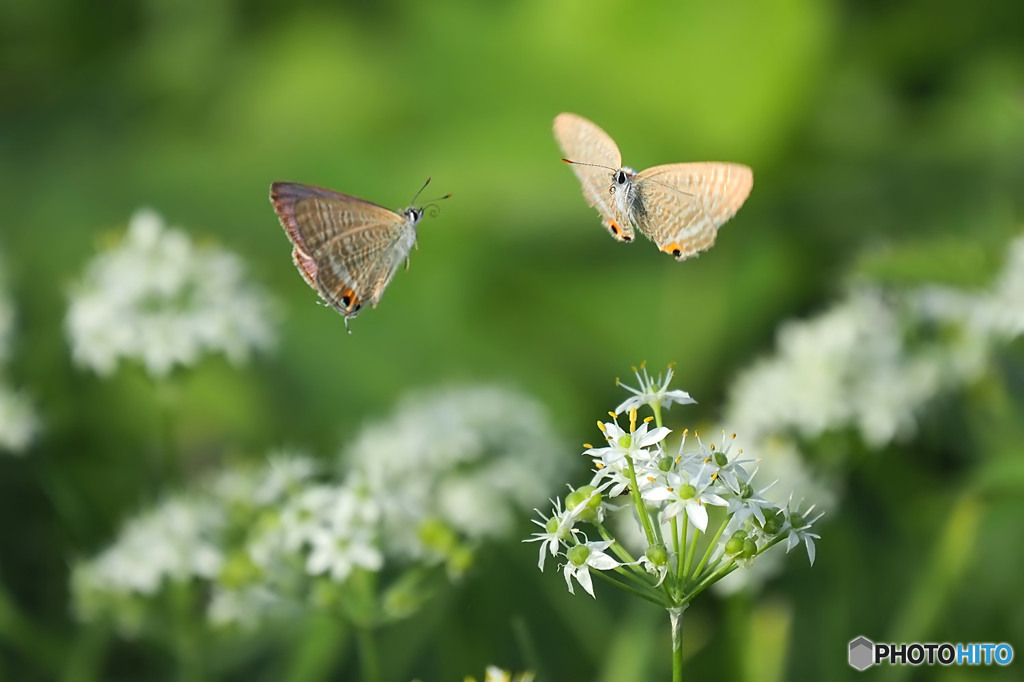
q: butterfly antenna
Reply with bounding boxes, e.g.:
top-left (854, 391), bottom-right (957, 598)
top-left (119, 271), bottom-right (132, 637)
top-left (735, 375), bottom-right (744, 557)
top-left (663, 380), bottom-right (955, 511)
top-left (409, 177), bottom-right (432, 206)
top-left (423, 192), bottom-right (452, 217)
top-left (562, 158), bottom-right (617, 171)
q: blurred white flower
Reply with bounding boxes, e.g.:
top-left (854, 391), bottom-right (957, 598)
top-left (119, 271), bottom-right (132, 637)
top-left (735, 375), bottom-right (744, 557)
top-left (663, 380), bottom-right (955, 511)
top-left (74, 495), bottom-right (224, 601)
top-left (343, 385), bottom-right (566, 560)
top-left (727, 288), bottom-right (945, 449)
top-left (65, 208), bottom-right (276, 378)
top-left (304, 485), bottom-right (383, 580)
top-left (0, 257), bottom-right (40, 455)
top-left (0, 386), bottom-right (40, 454)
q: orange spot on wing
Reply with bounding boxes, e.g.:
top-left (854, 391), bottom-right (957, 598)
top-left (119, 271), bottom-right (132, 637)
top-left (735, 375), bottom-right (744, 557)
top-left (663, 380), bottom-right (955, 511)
top-left (661, 242), bottom-right (686, 259)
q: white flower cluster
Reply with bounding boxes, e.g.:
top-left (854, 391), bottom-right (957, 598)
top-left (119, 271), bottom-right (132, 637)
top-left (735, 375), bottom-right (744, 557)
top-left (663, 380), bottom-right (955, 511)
top-left (343, 385), bottom-right (566, 564)
top-left (728, 235), bottom-right (1024, 453)
top-left (708, 234), bottom-right (1024, 595)
top-left (0, 256), bottom-right (40, 455)
top-left (527, 368), bottom-right (820, 601)
top-left (65, 209), bottom-right (277, 378)
top-left (74, 385), bottom-right (566, 632)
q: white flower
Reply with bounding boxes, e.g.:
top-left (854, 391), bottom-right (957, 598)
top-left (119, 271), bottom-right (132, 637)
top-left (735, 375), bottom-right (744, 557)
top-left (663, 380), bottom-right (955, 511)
top-left (615, 363), bottom-right (696, 414)
top-left (0, 387), bottom-right (40, 454)
top-left (65, 208), bottom-right (276, 378)
top-left (305, 485), bottom-right (382, 581)
top-left (524, 498), bottom-right (585, 571)
top-left (77, 495), bottom-right (224, 597)
top-left (643, 469), bottom-right (727, 532)
top-left (562, 540), bottom-right (620, 597)
top-left (781, 498), bottom-right (823, 566)
top-left (584, 414), bottom-right (670, 468)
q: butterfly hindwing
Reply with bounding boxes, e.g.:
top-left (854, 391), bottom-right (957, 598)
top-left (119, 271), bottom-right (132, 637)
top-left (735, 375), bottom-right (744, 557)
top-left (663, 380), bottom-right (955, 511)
top-left (633, 163), bottom-right (753, 261)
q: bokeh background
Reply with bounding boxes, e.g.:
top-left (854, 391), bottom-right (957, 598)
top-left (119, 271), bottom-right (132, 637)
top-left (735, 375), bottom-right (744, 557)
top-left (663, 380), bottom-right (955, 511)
top-left (2, 0), bottom-right (1023, 679)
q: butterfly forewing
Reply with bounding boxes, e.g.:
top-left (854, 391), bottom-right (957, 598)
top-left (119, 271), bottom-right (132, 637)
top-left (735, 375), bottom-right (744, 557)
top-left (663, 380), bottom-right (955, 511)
top-left (634, 163), bottom-right (753, 261)
top-left (553, 113), bottom-right (634, 241)
top-left (270, 181), bottom-right (417, 318)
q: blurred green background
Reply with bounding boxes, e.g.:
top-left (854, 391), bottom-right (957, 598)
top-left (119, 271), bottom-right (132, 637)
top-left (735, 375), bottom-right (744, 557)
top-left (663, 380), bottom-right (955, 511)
top-left (1, 0), bottom-right (1023, 679)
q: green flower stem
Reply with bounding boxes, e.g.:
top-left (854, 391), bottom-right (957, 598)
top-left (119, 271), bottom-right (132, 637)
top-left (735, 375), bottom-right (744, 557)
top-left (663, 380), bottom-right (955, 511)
top-left (676, 511), bottom-right (688, 585)
top-left (651, 402), bottom-right (664, 429)
top-left (595, 524), bottom-right (638, 566)
top-left (682, 525), bottom-right (700, 584)
top-left (691, 514), bottom-right (731, 580)
top-left (669, 606), bottom-right (686, 682)
top-left (355, 625), bottom-right (380, 682)
top-left (591, 570), bottom-right (668, 607)
top-left (0, 581), bottom-right (65, 676)
top-left (669, 515), bottom-right (682, 589)
top-left (624, 455), bottom-right (657, 546)
top-left (608, 563), bottom-right (664, 596)
top-left (170, 580), bottom-right (203, 682)
top-left (685, 558), bottom-right (739, 603)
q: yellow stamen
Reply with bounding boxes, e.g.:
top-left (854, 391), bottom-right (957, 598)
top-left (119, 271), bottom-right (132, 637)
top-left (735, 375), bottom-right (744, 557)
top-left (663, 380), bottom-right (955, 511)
top-left (597, 421), bottom-right (607, 432)
top-left (631, 365), bottom-right (638, 372)
top-left (731, 433), bottom-right (736, 439)
top-left (710, 444), bottom-right (716, 451)
top-left (711, 472), bottom-right (719, 482)
top-left (596, 462), bottom-right (605, 469)
top-left (583, 443), bottom-right (593, 449)
top-left (640, 360), bottom-right (647, 369)
top-left (647, 477), bottom-right (656, 482)
top-left (666, 487), bottom-right (675, 492)
top-left (683, 428), bottom-right (689, 435)
top-left (608, 411), bottom-right (618, 420)
top-left (629, 407), bottom-right (638, 433)
top-left (675, 455), bottom-right (682, 464)
top-left (643, 416), bottom-right (653, 424)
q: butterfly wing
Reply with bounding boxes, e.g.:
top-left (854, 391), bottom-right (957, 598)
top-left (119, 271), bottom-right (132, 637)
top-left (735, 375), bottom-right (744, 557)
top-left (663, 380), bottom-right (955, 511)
top-left (553, 113), bottom-right (633, 242)
top-left (270, 182), bottom-right (416, 317)
top-left (632, 163), bottom-right (753, 260)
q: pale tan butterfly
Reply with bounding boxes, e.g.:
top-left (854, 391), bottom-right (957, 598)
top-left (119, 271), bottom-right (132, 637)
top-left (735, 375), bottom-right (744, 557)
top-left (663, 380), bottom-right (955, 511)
top-left (270, 179), bottom-right (449, 331)
top-left (553, 112), bottom-right (753, 261)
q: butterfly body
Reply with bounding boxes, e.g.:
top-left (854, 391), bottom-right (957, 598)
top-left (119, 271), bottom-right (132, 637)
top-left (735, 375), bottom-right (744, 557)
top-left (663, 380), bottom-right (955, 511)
top-left (270, 181), bottom-right (433, 328)
top-left (553, 112), bottom-right (753, 261)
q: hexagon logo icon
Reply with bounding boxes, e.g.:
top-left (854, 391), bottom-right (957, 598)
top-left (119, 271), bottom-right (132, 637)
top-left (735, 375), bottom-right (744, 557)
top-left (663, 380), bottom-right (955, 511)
top-left (849, 636), bottom-right (875, 671)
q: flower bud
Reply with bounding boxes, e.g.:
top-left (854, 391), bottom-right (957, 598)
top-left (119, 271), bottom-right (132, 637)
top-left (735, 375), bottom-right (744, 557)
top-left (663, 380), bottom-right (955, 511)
top-left (646, 544), bottom-right (669, 566)
top-left (566, 543), bottom-right (591, 567)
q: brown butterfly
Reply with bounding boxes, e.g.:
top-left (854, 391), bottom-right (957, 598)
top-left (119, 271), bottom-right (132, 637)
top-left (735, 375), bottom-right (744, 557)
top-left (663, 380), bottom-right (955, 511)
top-left (553, 112), bottom-right (753, 261)
top-left (270, 180), bottom-right (448, 330)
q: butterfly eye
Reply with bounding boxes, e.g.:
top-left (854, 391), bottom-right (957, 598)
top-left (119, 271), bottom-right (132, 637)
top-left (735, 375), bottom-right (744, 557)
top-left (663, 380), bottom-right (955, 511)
top-left (616, 171), bottom-right (627, 185)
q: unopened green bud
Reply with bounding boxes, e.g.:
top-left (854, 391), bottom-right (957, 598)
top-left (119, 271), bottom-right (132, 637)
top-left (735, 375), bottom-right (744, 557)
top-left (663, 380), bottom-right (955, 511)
top-left (646, 544), bottom-right (669, 566)
top-left (567, 543), bottom-right (591, 567)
